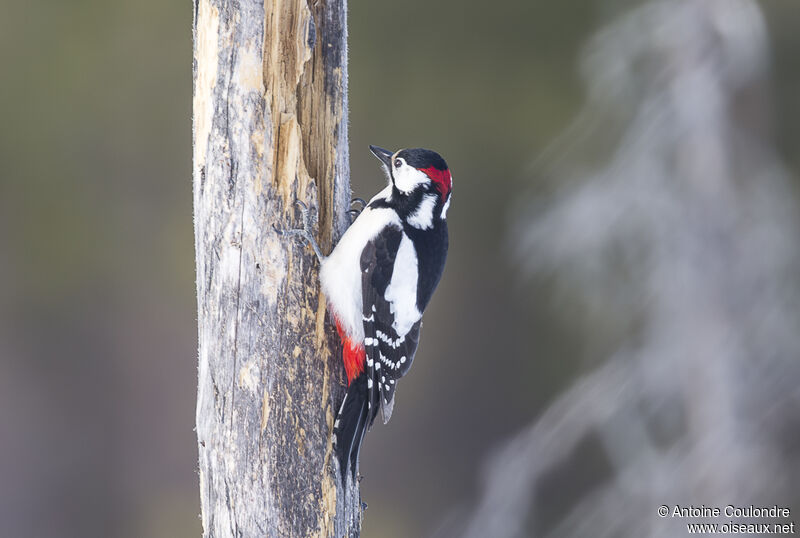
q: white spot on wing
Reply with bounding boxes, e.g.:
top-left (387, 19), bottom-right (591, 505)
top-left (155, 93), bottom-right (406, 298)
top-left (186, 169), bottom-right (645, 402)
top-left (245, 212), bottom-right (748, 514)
top-left (376, 330), bottom-right (404, 348)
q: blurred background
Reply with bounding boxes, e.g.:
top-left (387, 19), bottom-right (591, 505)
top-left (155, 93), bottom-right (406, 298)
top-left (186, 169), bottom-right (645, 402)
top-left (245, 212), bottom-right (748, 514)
top-left (1, 0), bottom-right (799, 536)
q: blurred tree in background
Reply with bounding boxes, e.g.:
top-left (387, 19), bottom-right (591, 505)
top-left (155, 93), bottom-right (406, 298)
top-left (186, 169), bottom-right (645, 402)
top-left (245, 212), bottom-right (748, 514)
top-left (0, 0), bottom-right (798, 537)
top-left (456, 1), bottom-right (800, 536)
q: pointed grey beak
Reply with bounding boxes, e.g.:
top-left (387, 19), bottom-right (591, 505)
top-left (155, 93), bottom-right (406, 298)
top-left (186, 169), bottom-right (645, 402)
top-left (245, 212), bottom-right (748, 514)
top-left (369, 145), bottom-right (393, 168)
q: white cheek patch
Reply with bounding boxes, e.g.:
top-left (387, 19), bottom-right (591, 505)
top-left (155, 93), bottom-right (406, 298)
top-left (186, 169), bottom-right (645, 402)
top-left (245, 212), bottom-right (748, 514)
top-left (393, 166), bottom-right (430, 194)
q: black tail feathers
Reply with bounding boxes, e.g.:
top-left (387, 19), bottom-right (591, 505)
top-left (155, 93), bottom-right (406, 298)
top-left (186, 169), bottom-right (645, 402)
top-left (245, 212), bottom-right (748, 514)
top-left (333, 372), bottom-right (378, 483)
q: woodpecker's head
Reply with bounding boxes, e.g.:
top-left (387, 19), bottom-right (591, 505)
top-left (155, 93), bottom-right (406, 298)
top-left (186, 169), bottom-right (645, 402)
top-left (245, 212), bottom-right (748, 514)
top-left (370, 145), bottom-right (452, 219)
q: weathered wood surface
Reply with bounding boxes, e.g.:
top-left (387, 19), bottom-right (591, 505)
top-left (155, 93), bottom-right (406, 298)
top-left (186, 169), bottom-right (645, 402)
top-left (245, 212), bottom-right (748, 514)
top-left (192, 0), bottom-right (358, 535)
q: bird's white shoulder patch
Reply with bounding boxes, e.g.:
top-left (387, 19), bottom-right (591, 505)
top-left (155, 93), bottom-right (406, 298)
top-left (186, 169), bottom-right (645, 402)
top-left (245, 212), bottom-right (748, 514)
top-left (407, 194), bottom-right (437, 230)
top-left (384, 234), bottom-right (421, 336)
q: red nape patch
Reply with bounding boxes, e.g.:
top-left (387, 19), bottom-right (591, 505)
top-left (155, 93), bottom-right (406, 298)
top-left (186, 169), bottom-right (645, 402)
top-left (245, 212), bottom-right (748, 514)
top-left (420, 166), bottom-right (452, 201)
top-left (335, 319), bottom-right (365, 385)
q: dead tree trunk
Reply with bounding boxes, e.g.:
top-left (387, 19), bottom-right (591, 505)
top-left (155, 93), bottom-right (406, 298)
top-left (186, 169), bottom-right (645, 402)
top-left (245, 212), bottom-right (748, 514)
top-left (192, 0), bottom-right (358, 536)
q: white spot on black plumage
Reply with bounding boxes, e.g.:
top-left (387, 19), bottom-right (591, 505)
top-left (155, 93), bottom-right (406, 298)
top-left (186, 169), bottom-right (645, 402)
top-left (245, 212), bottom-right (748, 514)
top-left (381, 376), bottom-right (385, 383)
top-left (367, 358), bottom-right (373, 367)
top-left (400, 356), bottom-right (407, 364)
top-left (375, 362), bottom-right (380, 370)
top-left (372, 305), bottom-right (376, 312)
top-left (385, 384), bottom-right (391, 391)
top-left (376, 330), bottom-right (404, 348)
top-left (389, 379), bottom-right (394, 384)
top-left (367, 378), bottom-right (373, 388)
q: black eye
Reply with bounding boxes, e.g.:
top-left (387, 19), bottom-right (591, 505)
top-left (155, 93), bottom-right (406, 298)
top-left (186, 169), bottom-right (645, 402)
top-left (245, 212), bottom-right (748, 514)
top-left (394, 159), bottom-right (402, 168)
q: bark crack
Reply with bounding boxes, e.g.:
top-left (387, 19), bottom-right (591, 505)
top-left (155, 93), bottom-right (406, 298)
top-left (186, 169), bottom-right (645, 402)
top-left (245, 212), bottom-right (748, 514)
top-left (230, 196), bottom-right (246, 429)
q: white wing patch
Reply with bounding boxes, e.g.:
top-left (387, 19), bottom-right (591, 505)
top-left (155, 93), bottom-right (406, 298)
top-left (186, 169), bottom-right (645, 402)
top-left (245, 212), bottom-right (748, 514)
top-left (383, 234), bottom-right (421, 336)
top-left (407, 194), bottom-right (437, 230)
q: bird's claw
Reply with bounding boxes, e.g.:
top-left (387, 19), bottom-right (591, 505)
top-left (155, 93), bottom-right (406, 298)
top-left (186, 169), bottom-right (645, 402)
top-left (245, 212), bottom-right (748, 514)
top-left (348, 198), bottom-right (367, 222)
top-left (294, 200), bottom-right (314, 229)
top-left (274, 200), bottom-right (324, 262)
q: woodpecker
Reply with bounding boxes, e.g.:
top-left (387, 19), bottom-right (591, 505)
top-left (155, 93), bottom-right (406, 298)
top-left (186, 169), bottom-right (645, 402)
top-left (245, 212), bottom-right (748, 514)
top-left (278, 145), bottom-right (452, 483)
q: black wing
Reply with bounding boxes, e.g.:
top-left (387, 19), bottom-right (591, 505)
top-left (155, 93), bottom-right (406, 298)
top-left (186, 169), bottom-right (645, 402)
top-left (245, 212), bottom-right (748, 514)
top-left (361, 226), bottom-right (422, 426)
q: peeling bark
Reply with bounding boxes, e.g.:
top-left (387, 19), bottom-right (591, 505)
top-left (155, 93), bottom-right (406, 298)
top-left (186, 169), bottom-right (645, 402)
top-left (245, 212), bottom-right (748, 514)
top-left (192, 0), bottom-right (358, 536)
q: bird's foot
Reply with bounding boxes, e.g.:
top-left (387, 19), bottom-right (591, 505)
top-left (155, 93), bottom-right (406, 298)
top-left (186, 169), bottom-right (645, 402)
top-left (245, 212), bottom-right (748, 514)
top-left (347, 198), bottom-right (367, 223)
top-left (274, 200), bottom-right (324, 262)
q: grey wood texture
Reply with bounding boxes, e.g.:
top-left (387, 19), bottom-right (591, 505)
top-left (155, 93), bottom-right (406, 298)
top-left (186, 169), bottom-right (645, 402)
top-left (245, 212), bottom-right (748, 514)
top-left (192, 0), bottom-right (359, 535)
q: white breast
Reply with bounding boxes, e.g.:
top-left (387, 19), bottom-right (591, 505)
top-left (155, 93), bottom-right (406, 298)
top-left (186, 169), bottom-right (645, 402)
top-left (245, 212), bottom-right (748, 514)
top-left (320, 206), bottom-right (401, 341)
